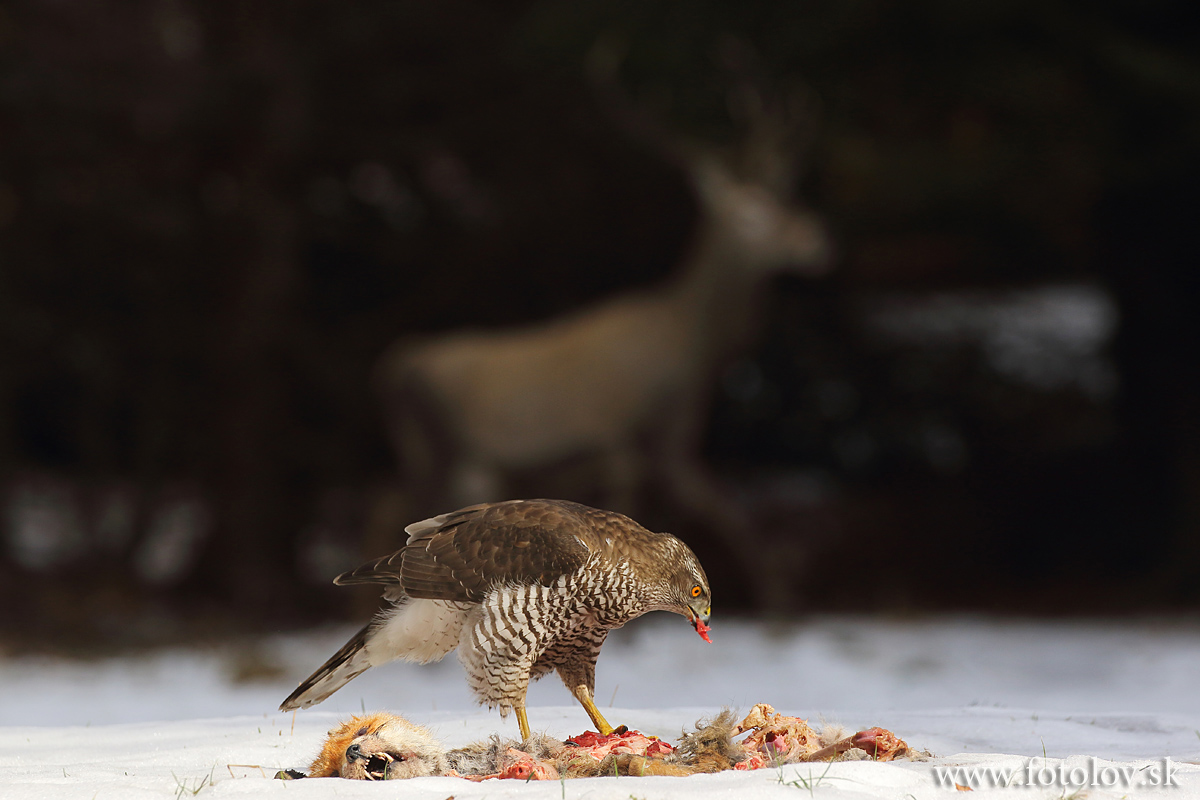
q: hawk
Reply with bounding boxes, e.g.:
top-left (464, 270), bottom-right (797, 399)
top-left (281, 499), bottom-right (712, 739)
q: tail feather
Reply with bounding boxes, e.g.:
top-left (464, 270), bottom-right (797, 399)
top-left (280, 623), bottom-right (373, 711)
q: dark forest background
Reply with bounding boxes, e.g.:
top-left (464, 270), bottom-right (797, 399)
top-left (1, 0), bottom-right (1198, 652)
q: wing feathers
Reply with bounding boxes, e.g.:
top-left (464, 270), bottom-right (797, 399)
top-left (333, 551), bottom-right (404, 586)
top-left (280, 622), bottom-right (372, 711)
top-left (338, 500), bottom-right (616, 601)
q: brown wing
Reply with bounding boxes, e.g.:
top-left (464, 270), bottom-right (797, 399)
top-left (334, 499), bottom-right (600, 602)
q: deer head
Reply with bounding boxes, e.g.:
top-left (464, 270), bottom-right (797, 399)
top-left (591, 37), bottom-right (833, 278)
top-left (689, 153), bottom-right (831, 276)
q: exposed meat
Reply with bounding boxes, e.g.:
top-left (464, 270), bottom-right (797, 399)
top-left (456, 748), bottom-right (560, 781)
top-left (496, 748), bottom-right (560, 780)
top-left (731, 703), bottom-right (822, 765)
top-left (732, 704), bottom-right (914, 767)
top-left (566, 728), bottom-right (676, 761)
top-left (850, 726), bottom-right (911, 761)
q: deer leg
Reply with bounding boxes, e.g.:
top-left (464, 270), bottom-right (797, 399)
top-left (662, 458), bottom-right (800, 609)
top-left (653, 401), bottom-right (785, 608)
top-left (379, 368), bottom-right (461, 517)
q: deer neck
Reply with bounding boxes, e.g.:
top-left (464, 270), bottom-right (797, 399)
top-left (669, 218), bottom-right (774, 364)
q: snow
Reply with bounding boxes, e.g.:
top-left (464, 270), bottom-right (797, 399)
top-left (2, 615), bottom-right (1199, 798)
top-left (864, 282), bottom-right (1120, 398)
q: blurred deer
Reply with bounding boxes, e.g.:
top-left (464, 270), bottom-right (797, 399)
top-left (374, 63), bottom-right (832, 601)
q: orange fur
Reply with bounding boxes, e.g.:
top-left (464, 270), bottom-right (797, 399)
top-left (307, 713), bottom-right (448, 779)
top-left (309, 714), bottom-right (395, 778)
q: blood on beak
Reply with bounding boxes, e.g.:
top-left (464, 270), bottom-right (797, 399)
top-left (687, 609), bottom-right (713, 643)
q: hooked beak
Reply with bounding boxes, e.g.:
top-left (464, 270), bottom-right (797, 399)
top-left (686, 606), bottom-right (712, 643)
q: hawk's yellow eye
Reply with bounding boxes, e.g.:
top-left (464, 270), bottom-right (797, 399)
top-left (691, 585), bottom-right (702, 597)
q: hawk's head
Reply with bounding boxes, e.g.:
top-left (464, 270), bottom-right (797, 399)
top-left (664, 540), bottom-right (712, 643)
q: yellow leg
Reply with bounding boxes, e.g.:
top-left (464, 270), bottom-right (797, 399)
top-left (516, 705), bottom-right (531, 741)
top-left (572, 685), bottom-right (614, 735)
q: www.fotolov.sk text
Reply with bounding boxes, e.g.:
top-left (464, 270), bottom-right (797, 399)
top-left (933, 757), bottom-right (1179, 791)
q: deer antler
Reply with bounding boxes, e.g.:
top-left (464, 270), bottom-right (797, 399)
top-left (585, 33), bottom-right (706, 171)
top-left (588, 34), bottom-right (819, 199)
top-left (717, 36), bottom-right (821, 193)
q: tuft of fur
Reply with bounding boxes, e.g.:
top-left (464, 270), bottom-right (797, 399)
top-left (447, 733), bottom-right (563, 776)
top-left (818, 721), bottom-right (848, 744)
top-left (668, 709), bottom-right (748, 773)
top-left (582, 753), bottom-right (694, 778)
top-left (448, 729), bottom-right (693, 778)
top-left (307, 713), bottom-right (448, 779)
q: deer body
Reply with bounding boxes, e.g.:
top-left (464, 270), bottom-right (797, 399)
top-left (394, 291), bottom-right (689, 468)
top-left (377, 163), bottom-right (829, 512)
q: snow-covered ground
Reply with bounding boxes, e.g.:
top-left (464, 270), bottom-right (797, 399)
top-left (2, 615), bottom-right (1198, 798)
